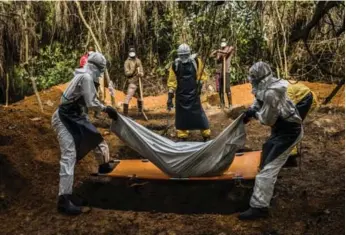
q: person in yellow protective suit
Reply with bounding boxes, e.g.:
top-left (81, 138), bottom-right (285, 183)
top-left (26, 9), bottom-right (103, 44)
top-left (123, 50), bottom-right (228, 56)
top-left (167, 44), bottom-right (211, 141)
top-left (283, 82), bottom-right (318, 167)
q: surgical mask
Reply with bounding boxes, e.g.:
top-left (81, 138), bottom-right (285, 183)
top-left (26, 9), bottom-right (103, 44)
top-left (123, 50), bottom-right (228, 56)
top-left (179, 54), bottom-right (190, 63)
top-left (94, 70), bottom-right (101, 80)
top-left (129, 52), bottom-right (136, 58)
top-left (221, 42), bottom-right (227, 48)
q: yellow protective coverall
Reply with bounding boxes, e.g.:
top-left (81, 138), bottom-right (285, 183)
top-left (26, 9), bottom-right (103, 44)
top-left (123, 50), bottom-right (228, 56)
top-left (167, 57), bottom-right (211, 139)
top-left (287, 82), bottom-right (318, 155)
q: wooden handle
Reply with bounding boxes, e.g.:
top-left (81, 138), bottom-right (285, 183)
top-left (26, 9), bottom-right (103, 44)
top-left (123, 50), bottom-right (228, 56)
top-left (223, 57), bottom-right (227, 106)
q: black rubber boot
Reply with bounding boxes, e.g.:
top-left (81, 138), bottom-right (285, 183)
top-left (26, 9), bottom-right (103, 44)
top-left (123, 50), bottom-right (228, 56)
top-left (219, 93), bottom-right (225, 108)
top-left (283, 155), bottom-right (298, 168)
top-left (57, 194), bottom-right (82, 215)
top-left (137, 100), bottom-right (143, 113)
top-left (98, 162), bottom-right (116, 174)
top-left (238, 207), bottom-right (269, 220)
top-left (227, 94), bottom-right (232, 108)
top-left (203, 136), bottom-right (210, 142)
top-left (123, 103), bottom-right (129, 116)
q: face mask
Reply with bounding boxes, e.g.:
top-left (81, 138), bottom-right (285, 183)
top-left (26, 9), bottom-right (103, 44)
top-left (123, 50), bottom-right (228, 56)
top-left (179, 54), bottom-right (190, 63)
top-left (221, 42), bottom-right (227, 48)
top-left (94, 70), bottom-right (101, 80)
top-left (129, 52), bottom-right (136, 58)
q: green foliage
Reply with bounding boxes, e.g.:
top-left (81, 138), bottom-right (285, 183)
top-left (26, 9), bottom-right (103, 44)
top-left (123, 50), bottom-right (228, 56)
top-left (12, 42), bottom-right (78, 98)
top-left (33, 43), bottom-right (78, 90)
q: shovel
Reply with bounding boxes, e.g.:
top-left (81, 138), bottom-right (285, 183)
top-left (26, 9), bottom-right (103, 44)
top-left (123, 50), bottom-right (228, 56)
top-left (223, 56), bottom-right (232, 112)
top-left (138, 69), bottom-right (148, 121)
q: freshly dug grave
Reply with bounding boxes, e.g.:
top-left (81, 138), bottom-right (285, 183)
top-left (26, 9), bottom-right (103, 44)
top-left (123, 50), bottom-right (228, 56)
top-left (0, 81), bottom-right (344, 235)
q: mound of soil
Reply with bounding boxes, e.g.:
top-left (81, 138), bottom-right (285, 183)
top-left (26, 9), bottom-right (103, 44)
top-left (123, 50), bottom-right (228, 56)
top-left (0, 81), bottom-right (344, 235)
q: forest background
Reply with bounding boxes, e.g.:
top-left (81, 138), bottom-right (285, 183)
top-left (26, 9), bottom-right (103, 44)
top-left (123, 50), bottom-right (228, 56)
top-left (0, 1), bottom-right (344, 105)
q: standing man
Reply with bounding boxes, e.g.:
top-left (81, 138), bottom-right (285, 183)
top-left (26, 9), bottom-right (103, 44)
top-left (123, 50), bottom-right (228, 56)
top-left (123, 47), bottom-right (144, 116)
top-left (167, 43), bottom-right (211, 142)
top-left (239, 62), bottom-right (303, 220)
top-left (210, 38), bottom-right (235, 108)
top-left (52, 52), bottom-right (118, 215)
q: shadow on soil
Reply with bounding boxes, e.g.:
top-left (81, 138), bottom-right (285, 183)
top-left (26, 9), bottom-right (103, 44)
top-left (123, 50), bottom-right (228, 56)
top-left (0, 154), bottom-right (28, 212)
top-left (74, 178), bottom-right (254, 215)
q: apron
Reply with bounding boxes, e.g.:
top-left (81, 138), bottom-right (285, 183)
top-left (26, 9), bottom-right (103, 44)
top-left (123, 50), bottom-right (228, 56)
top-left (173, 60), bottom-right (209, 130)
top-left (58, 97), bottom-right (104, 161)
top-left (296, 92), bottom-right (313, 121)
top-left (260, 117), bottom-right (302, 168)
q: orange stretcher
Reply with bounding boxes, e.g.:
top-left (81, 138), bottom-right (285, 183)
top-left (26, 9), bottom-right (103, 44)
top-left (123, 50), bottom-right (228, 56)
top-left (100, 151), bottom-right (261, 180)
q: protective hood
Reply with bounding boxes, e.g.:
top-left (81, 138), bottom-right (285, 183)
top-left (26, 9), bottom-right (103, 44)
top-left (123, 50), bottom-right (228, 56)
top-left (255, 76), bottom-right (288, 101)
top-left (73, 64), bottom-right (103, 84)
top-left (175, 53), bottom-right (197, 63)
top-left (75, 52), bottom-right (106, 83)
top-left (177, 43), bottom-right (191, 63)
top-left (249, 62), bottom-right (287, 101)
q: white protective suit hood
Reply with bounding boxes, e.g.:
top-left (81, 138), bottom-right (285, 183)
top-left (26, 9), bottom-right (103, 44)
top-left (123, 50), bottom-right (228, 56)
top-left (177, 43), bottom-right (191, 63)
top-left (74, 52), bottom-right (107, 84)
top-left (248, 61), bottom-right (288, 101)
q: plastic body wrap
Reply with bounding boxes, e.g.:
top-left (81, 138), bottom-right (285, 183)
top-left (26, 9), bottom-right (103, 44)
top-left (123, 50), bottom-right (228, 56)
top-left (111, 114), bottom-right (246, 177)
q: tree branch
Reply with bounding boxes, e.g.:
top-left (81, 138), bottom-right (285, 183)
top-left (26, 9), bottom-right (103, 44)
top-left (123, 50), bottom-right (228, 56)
top-left (290, 1), bottom-right (340, 42)
top-left (303, 39), bottom-right (344, 78)
top-left (323, 79), bottom-right (345, 105)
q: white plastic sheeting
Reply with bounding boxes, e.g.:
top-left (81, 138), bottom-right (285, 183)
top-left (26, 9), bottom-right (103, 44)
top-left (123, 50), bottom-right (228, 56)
top-left (110, 114), bottom-right (246, 178)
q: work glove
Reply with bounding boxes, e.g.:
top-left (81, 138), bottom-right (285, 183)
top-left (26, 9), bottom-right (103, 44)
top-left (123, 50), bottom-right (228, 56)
top-left (104, 106), bottom-right (118, 120)
top-left (167, 92), bottom-right (174, 111)
top-left (243, 108), bottom-right (257, 124)
top-left (197, 81), bottom-right (203, 96)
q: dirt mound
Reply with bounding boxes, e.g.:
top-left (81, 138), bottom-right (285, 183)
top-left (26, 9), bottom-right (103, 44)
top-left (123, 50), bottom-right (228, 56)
top-left (54, 80), bottom-right (345, 112)
top-left (0, 81), bottom-right (344, 234)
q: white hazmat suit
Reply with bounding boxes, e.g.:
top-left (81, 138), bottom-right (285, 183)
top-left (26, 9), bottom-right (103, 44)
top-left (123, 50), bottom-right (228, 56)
top-left (239, 62), bottom-right (303, 220)
top-left (51, 52), bottom-right (118, 215)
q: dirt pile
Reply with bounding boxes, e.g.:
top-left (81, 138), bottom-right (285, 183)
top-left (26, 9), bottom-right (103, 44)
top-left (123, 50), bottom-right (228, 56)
top-left (54, 81), bottom-right (345, 111)
top-left (0, 81), bottom-right (344, 235)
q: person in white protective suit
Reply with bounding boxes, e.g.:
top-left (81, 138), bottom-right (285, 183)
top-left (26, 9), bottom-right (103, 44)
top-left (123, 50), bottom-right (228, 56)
top-left (51, 52), bottom-right (118, 215)
top-left (239, 61), bottom-right (303, 220)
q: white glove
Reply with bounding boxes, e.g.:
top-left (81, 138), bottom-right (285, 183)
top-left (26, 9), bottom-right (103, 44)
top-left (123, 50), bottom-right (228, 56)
top-left (108, 85), bottom-right (115, 97)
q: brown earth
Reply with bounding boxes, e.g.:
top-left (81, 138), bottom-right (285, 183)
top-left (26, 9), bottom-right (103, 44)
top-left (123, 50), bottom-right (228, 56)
top-left (0, 82), bottom-right (344, 235)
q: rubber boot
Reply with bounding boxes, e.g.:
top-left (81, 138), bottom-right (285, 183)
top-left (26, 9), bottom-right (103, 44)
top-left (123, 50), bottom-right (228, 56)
top-left (283, 155), bottom-right (298, 168)
top-left (219, 92), bottom-right (225, 108)
top-left (98, 162), bottom-right (116, 174)
top-left (137, 100), bottom-right (143, 113)
top-left (123, 103), bottom-right (129, 116)
top-left (238, 207), bottom-right (269, 220)
top-left (57, 194), bottom-right (82, 215)
top-left (203, 136), bottom-right (210, 142)
top-left (227, 94), bottom-right (232, 109)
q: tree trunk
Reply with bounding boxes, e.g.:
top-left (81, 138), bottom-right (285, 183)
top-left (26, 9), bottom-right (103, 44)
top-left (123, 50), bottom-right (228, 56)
top-left (275, 2), bottom-right (288, 78)
top-left (24, 3), bottom-right (43, 112)
top-left (5, 73), bottom-right (9, 107)
top-left (74, 0), bottom-right (115, 107)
